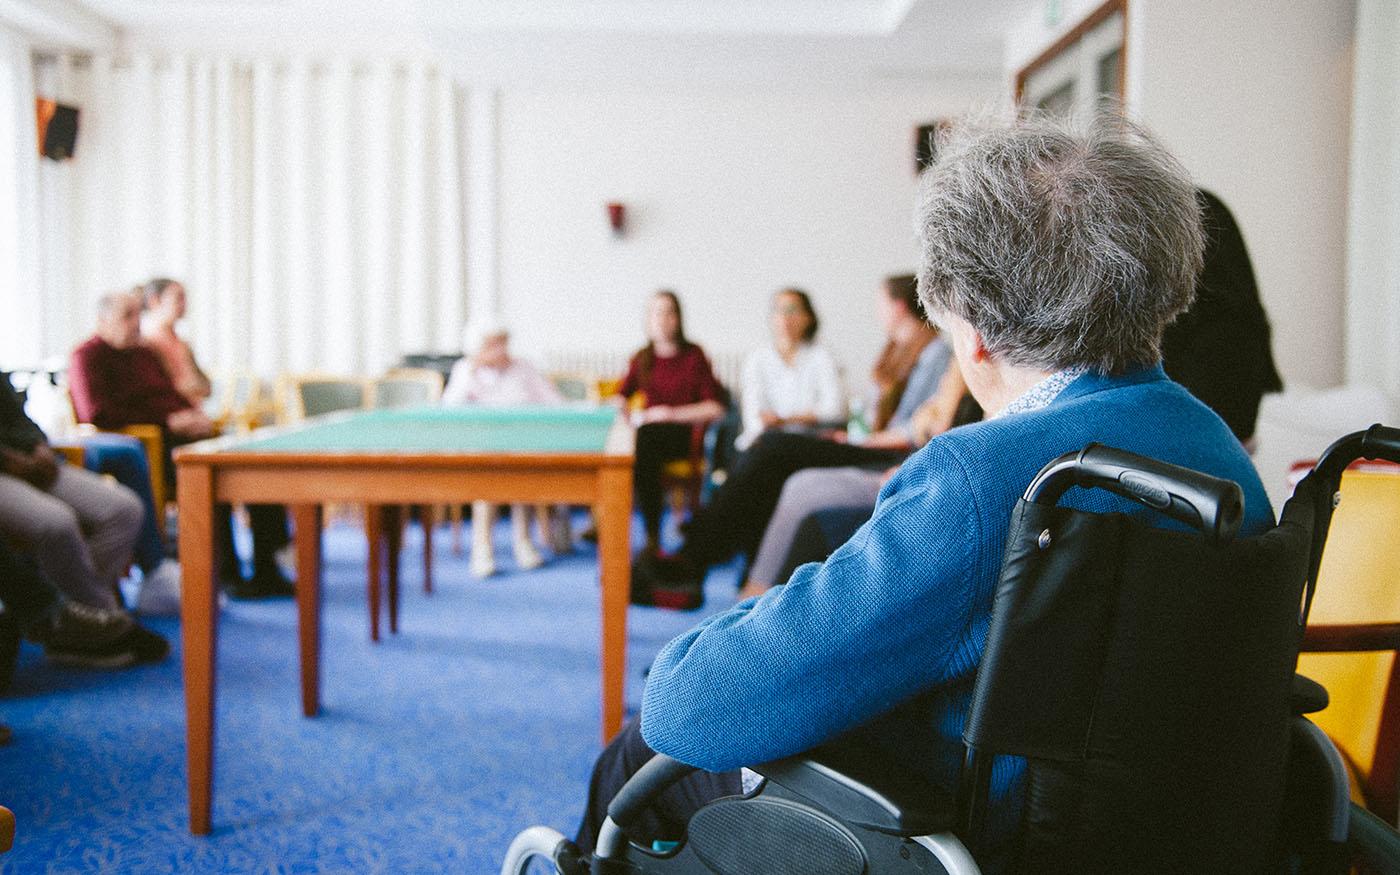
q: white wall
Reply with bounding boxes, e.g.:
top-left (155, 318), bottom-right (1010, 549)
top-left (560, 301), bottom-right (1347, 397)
top-left (1132, 0), bottom-right (1355, 391)
top-left (494, 79), bottom-right (996, 382)
top-left (1344, 0), bottom-right (1400, 397)
top-left (1006, 0), bottom-right (1355, 392)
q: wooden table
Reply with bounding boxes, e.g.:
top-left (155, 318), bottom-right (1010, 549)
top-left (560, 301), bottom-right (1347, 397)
top-left (174, 406), bottom-right (633, 834)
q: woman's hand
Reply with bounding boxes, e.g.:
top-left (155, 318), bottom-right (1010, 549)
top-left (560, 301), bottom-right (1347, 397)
top-left (861, 428), bottom-right (914, 451)
top-left (1, 444), bottom-right (59, 489)
top-left (167, 408), bottom-right (216, 439)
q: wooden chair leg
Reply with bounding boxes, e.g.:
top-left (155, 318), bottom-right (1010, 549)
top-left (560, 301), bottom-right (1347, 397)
top-left (365, 506), bottom-right (382, 643)
top-left (384, 505), bottom-right (402, 635)
top-left (0, 803), bottom-right (14, 852)
top-left (449, 503), bottom-right (464, 556)
top-left (421, 504), bottom-right (434, 594)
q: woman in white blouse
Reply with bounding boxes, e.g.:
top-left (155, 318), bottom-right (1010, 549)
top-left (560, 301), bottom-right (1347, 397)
top-left (736, 288), bottom-right (845, 451)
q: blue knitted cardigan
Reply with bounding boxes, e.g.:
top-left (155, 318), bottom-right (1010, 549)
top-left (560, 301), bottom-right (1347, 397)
top-left (640, 364), bottom-right (1274, 843)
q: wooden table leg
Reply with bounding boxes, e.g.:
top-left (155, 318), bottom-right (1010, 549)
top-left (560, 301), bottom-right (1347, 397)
top-left (384, 506), bottom-right (402, 635)
top-left (293, 505), bottom-right (323, 718)
top-left (596, 467), bottom-right (632, 741)
top-left (365, 506), bottom-right (382, 642)
top-left (179, 465), bottom-right (218, 835)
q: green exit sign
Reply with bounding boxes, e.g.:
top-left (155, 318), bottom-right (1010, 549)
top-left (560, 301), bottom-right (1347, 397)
top-left (1044, 0), bottom-right (1063, 26)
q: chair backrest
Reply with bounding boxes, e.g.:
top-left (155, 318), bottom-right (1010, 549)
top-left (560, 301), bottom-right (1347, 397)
top-left (549, 372), bottom-right (591, 403)
top-left (1298, 463), bottom-right (1400, 821)
top-left (964, 445), bottom-right (1313, 872)
top-left (371, 369), bottom-right (443, 409)
top-left (285, 376), bottom-right (366, 421)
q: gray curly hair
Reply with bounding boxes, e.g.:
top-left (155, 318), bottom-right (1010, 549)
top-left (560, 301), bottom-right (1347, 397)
top-left (914, 112), bottom-right (1204, 374)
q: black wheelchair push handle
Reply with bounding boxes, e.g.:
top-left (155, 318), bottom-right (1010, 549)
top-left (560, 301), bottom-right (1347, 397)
top-left (1313, 424), bottom-right (1400, 490)
top-left (1024, 443), bottom-right (1245, 544)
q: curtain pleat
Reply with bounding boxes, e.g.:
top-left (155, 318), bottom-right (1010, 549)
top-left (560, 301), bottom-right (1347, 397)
top-left (26, 52), bottom-right (468, 381)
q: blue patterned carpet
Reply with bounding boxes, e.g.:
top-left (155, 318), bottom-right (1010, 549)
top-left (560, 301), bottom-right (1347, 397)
top-left (0, 517), bottom-right (739, 873)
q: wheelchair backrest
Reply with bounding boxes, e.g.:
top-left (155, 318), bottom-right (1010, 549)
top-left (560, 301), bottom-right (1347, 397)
top-left (964, 448), bottom-right (1318, 873)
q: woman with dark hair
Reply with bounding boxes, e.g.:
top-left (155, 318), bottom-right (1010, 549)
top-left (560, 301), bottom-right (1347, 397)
top-left (1160, 189), bottom-right (1283, 446)
top-left (617, 290), bottom-right (726, 553)
top-left (632, 274), bottom-right (951, 608)
top-left (735, 288), bottom-right (844, 451)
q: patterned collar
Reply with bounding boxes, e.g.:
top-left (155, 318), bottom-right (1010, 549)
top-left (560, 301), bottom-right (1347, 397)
top-left (996, 366), bottom-right (1089, 419)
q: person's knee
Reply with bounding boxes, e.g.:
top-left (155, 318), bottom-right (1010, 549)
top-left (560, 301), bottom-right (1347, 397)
top-left (107, 485), bottom-right (145, 542)
top-left (31, 503), bottom-right (82, 548)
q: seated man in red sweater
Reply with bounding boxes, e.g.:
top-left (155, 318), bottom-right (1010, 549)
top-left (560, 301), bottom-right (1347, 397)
top-left (68, 290), bottom-right (293, 599)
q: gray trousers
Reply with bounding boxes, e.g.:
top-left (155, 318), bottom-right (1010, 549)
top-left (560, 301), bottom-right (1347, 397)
top-left (0, 462), bottom-right (143, 610)
top-left (748, 466), bottom-right (884, 587)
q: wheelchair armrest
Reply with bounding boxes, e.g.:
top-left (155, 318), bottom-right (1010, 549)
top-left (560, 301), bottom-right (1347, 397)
top-left (1302, 622), bottom-right (1400, 654)
top-left (1292, 674), bottom-right (1329, 715)
top-left (753, 742), bottom-right (955, 836)
top-left (594, 754), bottom-right (700, 864)
top-left (1348, 802), bottom-right (1400, 875)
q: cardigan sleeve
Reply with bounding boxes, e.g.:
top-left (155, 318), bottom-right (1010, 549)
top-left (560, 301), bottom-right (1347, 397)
top-left (639, 440), bottom-right (982, 772)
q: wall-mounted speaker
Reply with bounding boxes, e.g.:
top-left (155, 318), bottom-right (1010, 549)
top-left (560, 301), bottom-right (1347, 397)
top-left (35, 98), bottom-right (80, 161)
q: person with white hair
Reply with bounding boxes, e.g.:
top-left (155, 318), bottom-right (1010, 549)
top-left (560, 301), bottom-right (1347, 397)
top-left (443, 315), bottom-right (572, 577)
top-left (572, 112), bottom-right (1277, 861)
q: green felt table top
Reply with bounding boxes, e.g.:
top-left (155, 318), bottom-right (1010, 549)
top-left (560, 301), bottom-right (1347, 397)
top-left (234, 405), bottom-right (620, 454)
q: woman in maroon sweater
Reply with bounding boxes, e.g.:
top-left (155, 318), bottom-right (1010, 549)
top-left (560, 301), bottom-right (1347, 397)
top-left (618, 291), bottom-right (726, 553)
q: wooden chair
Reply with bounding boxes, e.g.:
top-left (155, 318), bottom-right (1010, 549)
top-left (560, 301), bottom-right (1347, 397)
top-left (279, 374), bottom-right (368, 422)
top-left (62, 388), bottom-right (168, 519)
top-left (371, 368), bottom-right (443, 409)
top-left (659, 426), bottom-right (707, 524)
top-left (209, 371), bottom-right (275, 434)
top-left (0, 803), bottom-right (13, 853)
top-left (1296, 463), bottom-right (1400, 824)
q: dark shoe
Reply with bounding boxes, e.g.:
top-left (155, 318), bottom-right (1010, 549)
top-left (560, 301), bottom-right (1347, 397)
top-left (27, 601), bottom-right (167, 668)
top-left (227, 563), bottom-right (294, 600)
top-left (630, 553), bottom-right (704, 610)
top-left (42, 622), bottom-right (167, 668)
top-left (117, 622), bottom-right (170, 662)
top-left (25, 601), bottom-right (132, 651)
top-left (42, 634), bottom-right (139, 669)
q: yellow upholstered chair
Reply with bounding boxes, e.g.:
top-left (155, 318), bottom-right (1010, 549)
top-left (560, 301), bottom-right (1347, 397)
top-left (1297, 465), bottom-right (1400, 824)
top-left (63, 388), bottom-right (168, 517)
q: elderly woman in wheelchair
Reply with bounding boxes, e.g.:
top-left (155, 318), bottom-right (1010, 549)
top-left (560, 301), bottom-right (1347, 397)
top-left (505, 111), bottom-right (1400, 874)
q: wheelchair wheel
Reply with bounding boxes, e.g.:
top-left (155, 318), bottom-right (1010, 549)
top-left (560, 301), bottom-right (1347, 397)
top-left (500, 826), bottom-right (585, 875)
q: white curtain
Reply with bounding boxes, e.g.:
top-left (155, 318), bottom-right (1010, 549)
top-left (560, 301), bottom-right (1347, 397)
top-left (1345, 0), bottom-right (1400, 399)
top-left (0, 26), bottom-right (42, 370)
top-left (30, 53), bottom-right (467, 379)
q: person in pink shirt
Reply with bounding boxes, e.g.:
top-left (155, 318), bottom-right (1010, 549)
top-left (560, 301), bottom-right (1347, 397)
top-left (443, 316), bottom-right (571, 577)
top-left (140, 278), bottom-right (211, 407)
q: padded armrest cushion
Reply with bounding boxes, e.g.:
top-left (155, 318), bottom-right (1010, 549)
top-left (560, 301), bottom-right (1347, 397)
top-left (753, 742), bottom-right (955, 836)
top-left (1291, 674), bottom-right (1329, 715)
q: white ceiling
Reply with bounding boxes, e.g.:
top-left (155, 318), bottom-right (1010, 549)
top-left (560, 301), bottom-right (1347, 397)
top-left (59, 0), bottom-right (1033, 83)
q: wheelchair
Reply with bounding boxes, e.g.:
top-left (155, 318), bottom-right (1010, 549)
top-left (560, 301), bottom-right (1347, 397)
top-left (505, 426), bottom-right (1400, 875)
